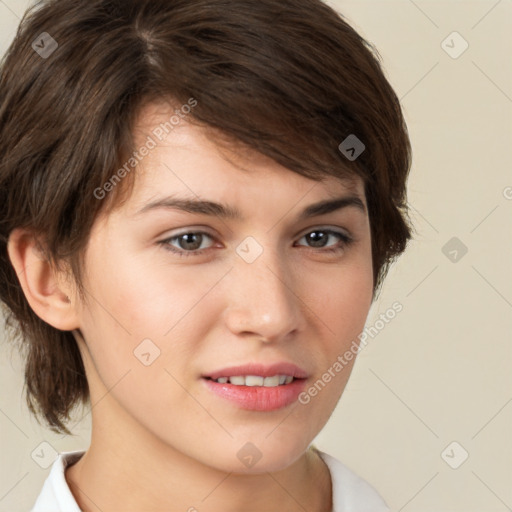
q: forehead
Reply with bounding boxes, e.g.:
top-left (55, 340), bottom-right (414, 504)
top-left (119, 101), bottom-right (366, 217)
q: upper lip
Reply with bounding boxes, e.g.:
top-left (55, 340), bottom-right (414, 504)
top-left (203, 362), bottom-right (309, 381)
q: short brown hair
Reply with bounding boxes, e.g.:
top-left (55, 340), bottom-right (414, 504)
top-left (0, 0), bottom-right (413, 434)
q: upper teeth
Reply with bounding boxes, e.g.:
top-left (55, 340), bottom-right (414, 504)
top-left (215, 375), bottom-right (294, 386)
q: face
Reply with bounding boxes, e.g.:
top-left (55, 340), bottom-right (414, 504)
top-left (72, 102), bottom-right (374, 474)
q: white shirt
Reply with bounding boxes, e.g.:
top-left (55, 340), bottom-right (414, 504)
top-left (30, 448), bottom-right (389, 512)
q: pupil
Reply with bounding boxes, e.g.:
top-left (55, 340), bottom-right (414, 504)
top-left (308, 231), bottom-right (326, 247)
top-left (181, 233), bottom-right (201, 250)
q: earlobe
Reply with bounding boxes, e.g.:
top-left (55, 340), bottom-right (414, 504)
top-left (7, 228), bottom-right (80, 331)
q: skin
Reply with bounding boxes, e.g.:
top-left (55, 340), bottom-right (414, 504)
top-left (8, 102), bottom-right (374, 512)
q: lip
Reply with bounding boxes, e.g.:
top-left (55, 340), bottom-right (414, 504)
top-left (201, 362), bottom-right (309, 411)
top-left (202, 362), bottom-right (309, 381)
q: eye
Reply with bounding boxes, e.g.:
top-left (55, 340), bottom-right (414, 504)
top-left (158, 228), bottom-right (354, 258)
top-left (295, 228), bottom-right (353, 253)
top-left (159, 231), bottom-right (215, 256)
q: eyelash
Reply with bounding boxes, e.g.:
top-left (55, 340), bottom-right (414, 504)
top-left (157, 228), bottom-right (354, 258)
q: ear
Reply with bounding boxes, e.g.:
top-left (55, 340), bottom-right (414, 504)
top-left (7, 228), bottom-right (80, 331)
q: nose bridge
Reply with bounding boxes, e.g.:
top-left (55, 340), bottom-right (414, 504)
top-left (225, 235), bottom-right (301, 339)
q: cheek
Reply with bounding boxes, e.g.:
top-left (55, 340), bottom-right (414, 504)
top-left (77, 278), bottom-right (201, 436)
top-left (84, 250), bottom-right (191, 336)
top-left (306, 261), bottom-right (373, 342)
top-left (295, 259), bottom-right (372, 412)
top-left (79, 252), bottom-right (221, 383)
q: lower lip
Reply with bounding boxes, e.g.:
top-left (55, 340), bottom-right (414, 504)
top-left (202, 378), bottom-right (307, 411)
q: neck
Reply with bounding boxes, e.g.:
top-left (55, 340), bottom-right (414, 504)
top-left (66, 427), bottom-right (332, 512)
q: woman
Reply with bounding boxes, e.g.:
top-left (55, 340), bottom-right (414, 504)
top-left (0, 0), bottom-right (412, 510)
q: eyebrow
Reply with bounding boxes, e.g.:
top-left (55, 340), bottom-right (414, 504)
top-left (134, 194), bottom-right (366, 221)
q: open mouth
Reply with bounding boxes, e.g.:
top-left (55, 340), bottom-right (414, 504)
top-left (204, 375), bottom-right (298, 387)
top-left (201, 362), bottom-right (309, 410)
top-left (202, 374), bottom-right (307, 411)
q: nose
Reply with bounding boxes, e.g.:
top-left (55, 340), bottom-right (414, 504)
top-left (222, 242), bottom-right (304, 343)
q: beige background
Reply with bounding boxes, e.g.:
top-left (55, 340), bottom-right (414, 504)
top-left (1, 1), bottom-right (511, 511)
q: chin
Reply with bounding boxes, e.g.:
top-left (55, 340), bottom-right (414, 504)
top-left (203, 434), bottom-right (312, 475)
